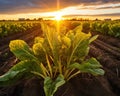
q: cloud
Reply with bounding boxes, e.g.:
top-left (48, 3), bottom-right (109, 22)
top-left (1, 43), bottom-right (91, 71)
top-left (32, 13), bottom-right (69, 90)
top-left (63, 13), bottom-right (120, 17)
top-left (0, 0), bottom-right (56, 14)
top-left (76, 3), bottom-right (120, 10)
top-left (60, 0), bottom-right (120, 6)
top-left (0, 0), bottom-right (120, 14)
top-left (96, 5), bottom-right (120, 9)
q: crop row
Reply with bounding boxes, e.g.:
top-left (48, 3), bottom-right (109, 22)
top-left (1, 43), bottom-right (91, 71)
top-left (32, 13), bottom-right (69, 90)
top-left (0, 21), bottom-right (41, 38)
top-left (0, 21), bottom-right (120, 96)
top-left (1, 20), bottom-right (120, 38)
top-left (82, 21), bottom-right (120, 38)
top-left (48, 20), bottom-right (120, 38)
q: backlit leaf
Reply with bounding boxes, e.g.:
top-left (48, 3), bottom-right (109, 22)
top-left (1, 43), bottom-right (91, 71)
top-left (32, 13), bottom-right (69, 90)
top-left (69, 58), bottom-right (105, 76)
top-left (0, 60), bottom-right (34, 86)
top-left (9, 40), bottom-right (38, 61)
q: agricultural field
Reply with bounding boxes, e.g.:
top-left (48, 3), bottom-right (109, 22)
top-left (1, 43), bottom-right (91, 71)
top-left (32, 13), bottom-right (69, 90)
top-left (0, 20), bottom-right (120, 96)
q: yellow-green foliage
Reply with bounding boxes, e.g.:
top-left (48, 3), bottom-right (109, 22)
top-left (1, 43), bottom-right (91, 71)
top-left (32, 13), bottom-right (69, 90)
top-left (0, 22), bottom-right (104, 96)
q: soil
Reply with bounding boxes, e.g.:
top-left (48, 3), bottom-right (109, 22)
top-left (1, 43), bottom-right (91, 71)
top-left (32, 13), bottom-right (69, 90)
top-left (0, 26), bottom-right (42, 74)
top-left (98, 35), bottom-right (120, 48)
top-left (0, 29), bottom-right (120, 96)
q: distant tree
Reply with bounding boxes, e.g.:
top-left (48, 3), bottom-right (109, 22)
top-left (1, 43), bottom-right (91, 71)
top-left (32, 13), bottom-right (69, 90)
top-left (33, 18), bottom-right (37, 21)
top-left (38, 18), bottom-right (43, 21)
top-left (26, 18), bottom-right (30, 21)
top-left (18, 18), bottom-right (25, 21)
top-left (71, 18), bottom-right (77, 21)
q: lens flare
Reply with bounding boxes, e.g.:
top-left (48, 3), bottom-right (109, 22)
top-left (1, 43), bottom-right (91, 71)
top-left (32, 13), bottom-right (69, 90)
top-left (54, 12), bottom-right (62, 21)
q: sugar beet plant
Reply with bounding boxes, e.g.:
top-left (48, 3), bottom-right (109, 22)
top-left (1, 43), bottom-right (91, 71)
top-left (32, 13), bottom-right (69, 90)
top-left (0, 22), bottom-right (104, 96)
top-left (91, 21), bottom-right (120, 38)
top-left (0, 22), bottom-right (39, 38)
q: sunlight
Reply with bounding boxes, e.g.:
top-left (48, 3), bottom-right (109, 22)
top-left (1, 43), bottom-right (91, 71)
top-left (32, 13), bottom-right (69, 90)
top-left (54, 11), bottom-right (63, 21)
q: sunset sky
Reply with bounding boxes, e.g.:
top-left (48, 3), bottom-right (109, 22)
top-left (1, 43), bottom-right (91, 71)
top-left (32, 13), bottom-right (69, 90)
top-left (0, 0), bottom-right (120, 20)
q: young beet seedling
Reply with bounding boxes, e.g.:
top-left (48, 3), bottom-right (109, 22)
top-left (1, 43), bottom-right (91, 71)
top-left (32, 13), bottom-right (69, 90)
top-left (0, 22), bottom-right (104, 96)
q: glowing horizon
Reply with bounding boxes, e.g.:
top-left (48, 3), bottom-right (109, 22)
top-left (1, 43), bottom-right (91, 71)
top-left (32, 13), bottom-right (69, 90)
top-left (0, 0), bottom-right (120, 20)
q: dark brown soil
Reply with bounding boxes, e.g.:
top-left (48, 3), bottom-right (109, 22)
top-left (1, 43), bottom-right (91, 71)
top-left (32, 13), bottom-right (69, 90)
top-left (89, 35), bottom-right (120, 96)
top-left (98, 35), bottom-right (120, 48)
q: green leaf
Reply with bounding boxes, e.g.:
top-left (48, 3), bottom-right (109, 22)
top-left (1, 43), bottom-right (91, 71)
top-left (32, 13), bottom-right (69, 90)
top-left (34, 37), bottom-right (44, 44)
top-left (62, 36), bottom-right (71, 48)
top-left (32, 43), bottom-right (46, 62)
top-left (44, 74), bottom-right (65, 96)
top-left (89, 35), bottom-right (98, 44)
top-left (41, 23), bottom-right (61, 65)
top-left (74, 39), bottom-right (90, 61)
top-left (67, 29), bottom-right (91, 65)
top-left (9, 40), bottom-right (38, 61)
top-left (0, 60), bottom-right (34, 86)
top-left (69, 58), bottom-right (105, 76)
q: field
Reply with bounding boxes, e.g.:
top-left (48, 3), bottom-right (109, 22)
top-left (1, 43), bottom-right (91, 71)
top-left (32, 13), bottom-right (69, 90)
top-left (0, 20), bottom-right (120, 96)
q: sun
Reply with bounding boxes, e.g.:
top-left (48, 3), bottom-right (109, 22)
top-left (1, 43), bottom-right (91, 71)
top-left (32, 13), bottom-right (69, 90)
top-left (55, 15), bottom-right (62, 21)
top-left (54, 12), bottom-right (63, 21)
